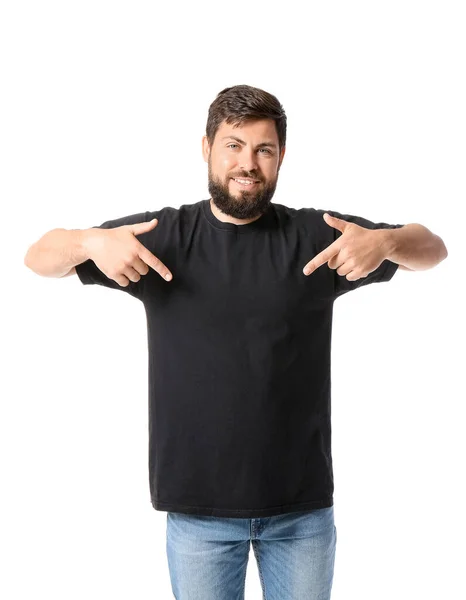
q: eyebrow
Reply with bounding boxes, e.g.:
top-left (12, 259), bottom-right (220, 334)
top-left (220, 135), bottom-right (278, 149)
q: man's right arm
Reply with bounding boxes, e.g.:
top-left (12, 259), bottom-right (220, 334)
top-left (24, 215), bottom-right (172, 296)
top-left (24, 228), bottom-right (93, 278)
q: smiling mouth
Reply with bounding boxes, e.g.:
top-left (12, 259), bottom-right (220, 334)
top-left (231, 178), bottom-right (261, 188)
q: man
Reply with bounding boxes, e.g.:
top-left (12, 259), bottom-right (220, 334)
top-left (24, 84), bottom-right (447, 600)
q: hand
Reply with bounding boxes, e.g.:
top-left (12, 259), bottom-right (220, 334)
top-left (303, 213), bottom-right (386, 281)
top-left (84, 218), bottom-right (173, 286)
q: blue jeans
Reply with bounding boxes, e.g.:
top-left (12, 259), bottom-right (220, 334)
top-left (166, 506), bottom-right (336, 600)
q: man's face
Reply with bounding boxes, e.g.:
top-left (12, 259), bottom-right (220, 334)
top-left (202, 118), bottom-right (286, 220)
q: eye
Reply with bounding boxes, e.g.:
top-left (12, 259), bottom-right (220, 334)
top-left (227, 144), bottom-right (272, 154)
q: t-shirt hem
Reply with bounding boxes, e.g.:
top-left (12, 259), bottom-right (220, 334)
top-left (151, 496), bottom-right (334, 518)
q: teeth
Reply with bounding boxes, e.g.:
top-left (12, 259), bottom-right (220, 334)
top-left (234, 178), bottom-right (256, 185)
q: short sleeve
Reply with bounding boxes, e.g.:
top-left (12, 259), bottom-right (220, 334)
top-left (75, 210), bottom-right (159, 301)
top-left (322, 209), bottom-right (405, 299)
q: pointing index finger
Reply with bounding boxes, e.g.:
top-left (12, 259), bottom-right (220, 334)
top-left (138, 245), bottom-right (173, 281)
top-left (303, 240), bottom-right (340, 275)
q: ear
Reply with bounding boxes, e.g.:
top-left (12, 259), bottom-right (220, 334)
top-left (278, 145), bottom-right (286, 169)
top-left (202, 135), bottom-right (211, 163)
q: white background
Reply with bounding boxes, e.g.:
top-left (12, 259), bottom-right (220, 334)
top-left (2, 1), bottom-right (464, 598)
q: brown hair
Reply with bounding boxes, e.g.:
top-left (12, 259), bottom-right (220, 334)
top-left (206, 84), bottom-right (287, 151)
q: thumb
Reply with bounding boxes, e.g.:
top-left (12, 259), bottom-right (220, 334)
top-left (128, 218), bottom-right (158, 235)
top-left (323, 212), bottom-right (347, 232)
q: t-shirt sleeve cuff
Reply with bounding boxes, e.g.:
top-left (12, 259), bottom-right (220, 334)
top-left (75, 260), bottom-right (95, 285)
top-left (378, 259), bottom-right (400, 282)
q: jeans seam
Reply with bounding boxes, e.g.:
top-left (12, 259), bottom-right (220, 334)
top-left (252, 540), bottom-right (267, 600)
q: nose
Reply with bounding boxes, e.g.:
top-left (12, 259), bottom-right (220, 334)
top-left (239, 147), bottom-right (259, 172)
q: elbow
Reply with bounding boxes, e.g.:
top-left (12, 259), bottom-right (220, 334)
top-left (24, 246), bottom-right (34, 271)
top-left (24, 244), bottom-right (42, 274)
top-left (437, 235), bottom-right (448, 263)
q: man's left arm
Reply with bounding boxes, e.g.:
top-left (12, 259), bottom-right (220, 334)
top-left (303, 212), bottom-right (448, 290)
top-left (379, 223), bottom-right (448, 271)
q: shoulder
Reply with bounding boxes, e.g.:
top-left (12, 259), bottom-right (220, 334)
top-left (147, 200), bottom-right (203, 225)
top-left (141, 201), bottom-right (204, 251)
top-left (272, 202), bottom-right (326, 221)
top-left (272, 203), bottom-right (331, 236)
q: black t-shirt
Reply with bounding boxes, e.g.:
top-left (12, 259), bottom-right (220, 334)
top-left (75, 199), bottom-right (403, 518)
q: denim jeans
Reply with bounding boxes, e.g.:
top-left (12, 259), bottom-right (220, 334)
top-left (166, 505), bottom-right (336, 600)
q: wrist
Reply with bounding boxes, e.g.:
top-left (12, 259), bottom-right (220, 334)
top-left (76, 228), bottom-right (98, 262)
top-left (379, 228), bottom-right (399, 262)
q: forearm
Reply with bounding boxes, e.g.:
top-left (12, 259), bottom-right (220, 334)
top-left (24, 228), bottom-right (94, 277)
top-left (381, 224), bottom-right (448, 271)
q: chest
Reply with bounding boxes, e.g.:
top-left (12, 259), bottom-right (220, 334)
top-left (145, 230), bottom-right (333, 328)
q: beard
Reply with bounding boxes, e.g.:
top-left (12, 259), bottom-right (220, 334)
top-left (207, 160), bottom-right (278, 220)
